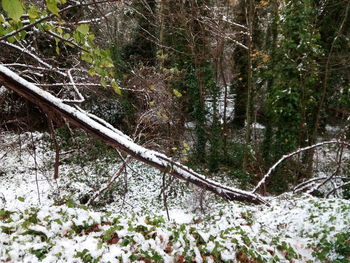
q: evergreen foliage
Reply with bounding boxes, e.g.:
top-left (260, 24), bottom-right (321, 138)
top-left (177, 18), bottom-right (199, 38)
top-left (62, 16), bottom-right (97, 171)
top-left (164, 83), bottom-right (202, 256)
top-left (266, 0), bottom-right (323, 159)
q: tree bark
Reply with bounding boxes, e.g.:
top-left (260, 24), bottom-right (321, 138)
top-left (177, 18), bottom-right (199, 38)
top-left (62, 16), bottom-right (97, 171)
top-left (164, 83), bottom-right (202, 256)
top-left (243, 0), bottom-right (254, 169)
top-left (0, 65), bottom-right (267, 205)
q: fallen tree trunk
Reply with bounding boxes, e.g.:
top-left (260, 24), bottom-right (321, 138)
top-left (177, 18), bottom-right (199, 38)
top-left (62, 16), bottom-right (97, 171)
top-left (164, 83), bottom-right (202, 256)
top-left (0, 65), bottom-right (267, 205)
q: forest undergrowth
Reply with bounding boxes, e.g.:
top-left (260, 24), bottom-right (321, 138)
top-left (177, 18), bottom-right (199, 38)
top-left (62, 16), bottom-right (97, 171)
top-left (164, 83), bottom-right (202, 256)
top-left (0, 130), bottom-right (349, 263)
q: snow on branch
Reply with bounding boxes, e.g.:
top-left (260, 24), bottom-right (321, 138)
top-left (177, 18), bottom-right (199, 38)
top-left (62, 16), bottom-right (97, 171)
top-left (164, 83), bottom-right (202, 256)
top-left (0, 41), bottom-right (66, 77)
top-left (0, 65), bottom-right (267, 205)
top-left (62, 69), bottom-right (85, 104)
top-left (222, 16), bottom-right (248, 30)
top-left (327, 181), bottom-right (350, 198)
top-left (252, 140), bottom-right (349, 194)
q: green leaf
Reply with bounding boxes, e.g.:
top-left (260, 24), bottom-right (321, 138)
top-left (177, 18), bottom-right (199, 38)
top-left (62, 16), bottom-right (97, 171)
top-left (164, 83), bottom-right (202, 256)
top-left (17, 196), bottom-right (25, 202)
top-left (66, 199), bottom-right (76, 208)
top-left (88, 68), bottom-right (96, 76)
top-left (100, 78), bottom-right (107, 88)
top-left (88, 33), bottom-right (95, 41)
top-left (0, 26), bottom-right (6, 37)
top-left (1, 225), bottom-right (15, 234)
top-left (0, 14), bottom-right (5, 23)
top-left (28, 5), bottom-right (41, 20)
top-left (57, 26), bottom-right (63, 35)
top-left (2, 0), bottom-right (24, 22)
top-left (173, 89), bottom-right (182, 98)
top-left (22, 229), bottom-right (48, 242)
top-left (54, 218), bottom-right (63, 225)
top-left (0, 210), bottom-right (13, 221)
top-left (46, 0), bottom-right (60, 16)
top-left (81, 52), bottom-right (92, 63)
top-left (100, 59), bottom-right (113, 68)
top-left (7, 36), bottom-right (16, 43)
top-left (73, 31), bottom-right (83, 43)
top-left (111, 80), bottom-right (121, 95)
top-left (55, 37), bottom-right (60, 54)
top-left (76, 24), bottom-right (90, 35)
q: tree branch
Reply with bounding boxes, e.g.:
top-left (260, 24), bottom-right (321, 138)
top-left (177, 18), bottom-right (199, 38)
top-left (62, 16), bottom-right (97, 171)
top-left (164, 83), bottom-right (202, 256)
top-left (0, 65), bottom-right (267, 205)
top-left (252, 140), bottom-right (348, 194)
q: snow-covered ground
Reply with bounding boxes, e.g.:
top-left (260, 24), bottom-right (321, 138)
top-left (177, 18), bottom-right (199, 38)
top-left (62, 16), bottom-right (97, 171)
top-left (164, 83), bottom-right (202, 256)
top-left (1, 131), bottom-right (350, 262)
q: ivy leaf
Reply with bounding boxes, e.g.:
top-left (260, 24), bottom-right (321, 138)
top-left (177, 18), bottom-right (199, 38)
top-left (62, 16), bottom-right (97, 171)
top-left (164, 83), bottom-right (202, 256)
top-left (46, 0), bottom-right (60, 16)
top-left (76, 24), bottom-right (90, 35)
top-left (2, 0), bottom-right (24, 22)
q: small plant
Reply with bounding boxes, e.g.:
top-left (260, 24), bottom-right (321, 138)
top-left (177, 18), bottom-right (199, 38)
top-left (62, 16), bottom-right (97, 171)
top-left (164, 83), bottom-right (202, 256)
top-left (30, 247), bottom-right (50, 260)
top-left (312, 232), bottom-right (350, 262)
top-left (75, 249), bottom-right (100, 263)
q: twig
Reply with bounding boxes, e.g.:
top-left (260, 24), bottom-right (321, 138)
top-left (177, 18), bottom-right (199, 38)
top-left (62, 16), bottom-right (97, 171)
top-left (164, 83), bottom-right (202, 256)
top-left (62, 68), bottom-right (85, 104)
top-left (162, 172), bottom-right (170, 221)
top-left (45, 30), bottom-right (89, 53)
top-left (311, 142), bottom-right (345, 193)
top-left (0, 152), bottom-right (8, 161)
top-left (86, 156), bottom-right (131, 206)
top-left (47, 118), bottom-right (60, 179)
top-left (30, 131), bottom-right (41, 204)
top-left (326, 181), bottom-right (350, 198)
top-left (0, 40), bottom-right (66, 77)
top-left (293, 176), bottom-right (328, 193)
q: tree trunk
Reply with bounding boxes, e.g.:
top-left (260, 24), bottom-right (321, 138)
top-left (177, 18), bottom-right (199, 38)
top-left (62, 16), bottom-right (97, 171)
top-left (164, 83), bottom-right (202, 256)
top-left (0, 65), bottom-right (267, 205)
top-left (243, 0), bottom-right (254, 169)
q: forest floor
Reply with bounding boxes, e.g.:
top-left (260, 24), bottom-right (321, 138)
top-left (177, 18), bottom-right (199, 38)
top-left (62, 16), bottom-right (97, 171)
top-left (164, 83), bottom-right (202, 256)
top-left (0, 131), bottom-right (349, 263)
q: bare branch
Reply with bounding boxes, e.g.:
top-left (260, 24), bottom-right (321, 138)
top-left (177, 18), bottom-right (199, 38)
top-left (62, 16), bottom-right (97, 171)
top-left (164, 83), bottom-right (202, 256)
top-left (62, 68), bottom-right (85, 104)
top-left (45, 30), bottom-right (89, 53)
top-left (326, 181), bottom-right (350, 198)
top-left (0, 41), bottom-right (66, 77)
top-left (87, 156), bottom-right (131, 206)
top-left (252, 140), bottom-right (348, 194)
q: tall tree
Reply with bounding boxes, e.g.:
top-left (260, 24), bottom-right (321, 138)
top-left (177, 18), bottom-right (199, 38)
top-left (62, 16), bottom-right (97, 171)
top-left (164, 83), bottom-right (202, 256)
top-left (122, 0), bottom-right (158, 67)
top-left (265, 0), bottom-right (323, 190)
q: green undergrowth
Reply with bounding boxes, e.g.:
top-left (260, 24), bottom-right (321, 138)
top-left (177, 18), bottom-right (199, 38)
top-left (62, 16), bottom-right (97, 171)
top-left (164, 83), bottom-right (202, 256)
top-left (0, 197), bottom-right (349, 263)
